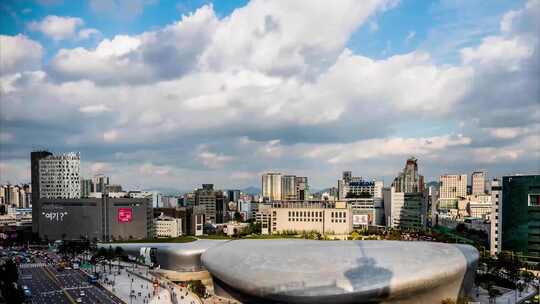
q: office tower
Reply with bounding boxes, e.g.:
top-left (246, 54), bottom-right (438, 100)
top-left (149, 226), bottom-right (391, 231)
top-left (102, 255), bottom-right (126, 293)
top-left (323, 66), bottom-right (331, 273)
top-left (439, 175), bottom-right (467, 199)
top-left (337, 171), bottom-right (382, 200)
top-left (385, 187), bottom-right (427, 230)
top-left (472, 171), bottom-right (487, 195)
top-left (386, 157), bottom-right (427, 229)
top-left (227, 190), bottom-right (241, 203)
top-left (281, 175), bottom-right (297, 201)
top-left (195, 184), bottom-right (218, 224)
top-left (92, 174), bottom-right (110, 193)
top-left (490, 175), bottom-right (540, 257)
top-left (343, 171), bottom-right (352, 182)
top-left (392, 157), bottom-right (424, 193)
top-left (38, 152), bottom-right (81, 199)
top-left (295, 177), bottom-right (309, 200)
top-left (216, 192), bottom-right (226, 223)
top-left (262, 173), bottom-right (282, 201)
top-left (81, 179), bottom-right (93, 198)
top-left (31, 150), bottom-right (53, 204)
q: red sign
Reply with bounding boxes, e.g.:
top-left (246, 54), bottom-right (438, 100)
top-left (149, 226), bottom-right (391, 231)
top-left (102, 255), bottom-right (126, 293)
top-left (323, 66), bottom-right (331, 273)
top-left (118, 208), bottom-right (133, 223)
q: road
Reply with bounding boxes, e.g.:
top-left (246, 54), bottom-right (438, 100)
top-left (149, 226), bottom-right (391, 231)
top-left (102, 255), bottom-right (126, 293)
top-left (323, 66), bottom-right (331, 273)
top-left (18, 262), bottom-right (124, 304)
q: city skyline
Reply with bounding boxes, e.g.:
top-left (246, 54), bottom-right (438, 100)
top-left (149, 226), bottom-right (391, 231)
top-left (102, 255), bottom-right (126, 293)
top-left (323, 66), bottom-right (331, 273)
top-left (1, 0), bottom-right (539, 190)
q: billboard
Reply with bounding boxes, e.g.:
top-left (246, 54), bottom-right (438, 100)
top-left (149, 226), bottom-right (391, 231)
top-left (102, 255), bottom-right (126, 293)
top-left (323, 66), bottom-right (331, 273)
top-left (118, 208), bottom-right (133, 223)
top-left (353, 214), bottom-right (369, 226)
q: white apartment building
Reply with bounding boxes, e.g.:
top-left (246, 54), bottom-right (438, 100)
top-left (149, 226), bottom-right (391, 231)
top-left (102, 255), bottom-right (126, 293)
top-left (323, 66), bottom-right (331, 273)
top-left (39, 152), bottom-right (81, 199)
top-left (472, 171), bottom-right (487, 195)
top-left (458, 194), bottom-right (492, 220)
top-left (269, 201), bottom-right (352, 236)
top-left (262, 173), bottom-right (282, 201)
top-left (439, 175), bottom-right (467, 199)
top-left (490, 179), bottom-right (502, 255)
top-left (281, 175), bottom-right (297, 200)
top-left (154, 215), bottom-right (182, 238)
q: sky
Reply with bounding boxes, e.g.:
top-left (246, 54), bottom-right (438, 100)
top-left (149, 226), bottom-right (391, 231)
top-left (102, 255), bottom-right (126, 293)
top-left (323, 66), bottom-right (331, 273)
top-left (0, 0), bottom-right (539, 191)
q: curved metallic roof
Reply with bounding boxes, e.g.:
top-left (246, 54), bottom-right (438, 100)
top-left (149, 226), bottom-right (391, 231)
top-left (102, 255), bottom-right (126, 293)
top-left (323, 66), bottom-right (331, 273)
top-left (201, 240), bottom-right (479, 303)
top-left (98, 239), bottom-right (227, 254)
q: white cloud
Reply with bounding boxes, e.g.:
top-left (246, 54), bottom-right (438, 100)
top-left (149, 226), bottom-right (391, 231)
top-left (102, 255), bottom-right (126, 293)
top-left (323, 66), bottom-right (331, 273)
top-left (1, 0), bottom-right (539, 189)
top-left (305, 135), bottom-right (472, 164)
top-left (77, 28), bottom-right (101, 40)
top-left (88, 162), bottom-right (112, 175)
top-left (138, 163), bottom-right (171, 176)
top-left (28, 15), bottom-right (84, 41)
top-left (0, 132), bottom-right (14, 143)
top-left (196, 150), bottom-right (234, 169)
top-left (103, 130), bottom-right (119, 142)
top-left (200, 0), bottom-right (398, 78)
top-left (79, 104), bottom-right (110, 114)
top-left (49, 6), bottom-right (217, 84)
top-left (460, 35), bottom-right (535, 70)
top-left (0, 35), bottom-right (43, 75)
top-left (405, 31), bottom-right (415, 42)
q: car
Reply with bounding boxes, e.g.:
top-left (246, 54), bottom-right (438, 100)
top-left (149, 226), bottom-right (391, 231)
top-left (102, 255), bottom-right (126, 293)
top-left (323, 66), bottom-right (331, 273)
top-left (80, 290), bottom-right (85, 296)
top-left (76, 297), bottom-right (82, 303)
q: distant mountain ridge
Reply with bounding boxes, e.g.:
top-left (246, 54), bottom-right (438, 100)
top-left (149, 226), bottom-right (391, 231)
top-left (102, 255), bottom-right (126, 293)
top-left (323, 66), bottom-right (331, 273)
top-left (240, 186), bottom-right (261, 195)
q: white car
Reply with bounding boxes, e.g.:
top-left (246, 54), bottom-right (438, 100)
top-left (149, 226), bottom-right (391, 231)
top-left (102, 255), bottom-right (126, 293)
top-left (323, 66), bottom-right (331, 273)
top-left (76, 298), bottom-right (82, 303)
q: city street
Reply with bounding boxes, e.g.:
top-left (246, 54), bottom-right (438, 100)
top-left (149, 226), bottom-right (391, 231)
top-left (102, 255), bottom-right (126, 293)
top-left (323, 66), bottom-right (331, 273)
top-left (18, 262), bottom-right (124, 304)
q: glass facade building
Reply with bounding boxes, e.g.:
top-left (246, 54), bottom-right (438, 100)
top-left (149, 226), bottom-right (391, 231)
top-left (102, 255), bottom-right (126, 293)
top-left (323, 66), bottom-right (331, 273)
top-left (501, 175), bottom-right (540, 259)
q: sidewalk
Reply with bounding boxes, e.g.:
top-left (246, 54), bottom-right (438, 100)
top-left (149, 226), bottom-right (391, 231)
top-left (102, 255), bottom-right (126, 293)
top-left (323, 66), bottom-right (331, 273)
top-left (98, 264), bottom-right (171, 304)
top-left (471, 285), bottom-right (537, 304)
top-left (99, 261), bottom-right (202, 304)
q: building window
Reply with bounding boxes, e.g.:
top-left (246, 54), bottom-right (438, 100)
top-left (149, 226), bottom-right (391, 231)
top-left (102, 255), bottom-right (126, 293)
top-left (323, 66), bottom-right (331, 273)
top-left (529, 195), bottom-right (540, 206)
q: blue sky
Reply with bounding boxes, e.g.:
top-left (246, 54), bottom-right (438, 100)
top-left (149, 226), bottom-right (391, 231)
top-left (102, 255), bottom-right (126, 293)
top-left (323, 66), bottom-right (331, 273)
top-left (1, 0), bottom-right (525, 63)
top-left (0, 0), bottom-right (538, 190)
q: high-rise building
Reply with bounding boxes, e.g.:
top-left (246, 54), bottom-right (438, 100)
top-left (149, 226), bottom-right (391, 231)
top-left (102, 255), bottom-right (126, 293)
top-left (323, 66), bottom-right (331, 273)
top-left (195, 184), bottom-right (217, 224)
top-left (392, 157), bottom-right (424, 193)
top-left (81, 179), bottom-right (93, 198)
top-left (38, 152), bottom-right (81, 199)
top-left (384, 187), bottom-right (427, 230)
top-left (439, 175), bottom-right (467, 199)
top-left (295, 177), bottom-right (309, 200)
top-left (281, 175), bottom-right (297, 201)
top-left (472, 171), bottom-right (487, 195)
top-left (385, 157), bottom-right (427, 229)
top-left (227, 190), bottom-right (241, 203)
top-left (262, 173), bottom-right (282, 201)
top-left (31, 151), bottom-right (53, 208)
top-left (0, 184), bottom-right (30, 208)
top-left (92, 174), bottom-right (110, 193)
top-left (490, 175), bottom-right (540, 259)
top-left (337, 171), bottom-right (381, 200)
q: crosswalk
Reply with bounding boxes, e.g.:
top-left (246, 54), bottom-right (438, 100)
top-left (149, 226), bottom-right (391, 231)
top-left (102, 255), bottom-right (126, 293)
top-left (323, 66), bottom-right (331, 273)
top-left (19, 263), bottom-right (47, 269)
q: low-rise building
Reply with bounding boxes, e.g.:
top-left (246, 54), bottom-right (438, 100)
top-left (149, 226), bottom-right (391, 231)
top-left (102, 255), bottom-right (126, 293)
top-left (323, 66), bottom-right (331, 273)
top-left (224, 221), bottom-right (249, 236)
top-left (154, 214), bottom-right (182, 238)
top-left (269, 201), bottom-right (352, 236)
